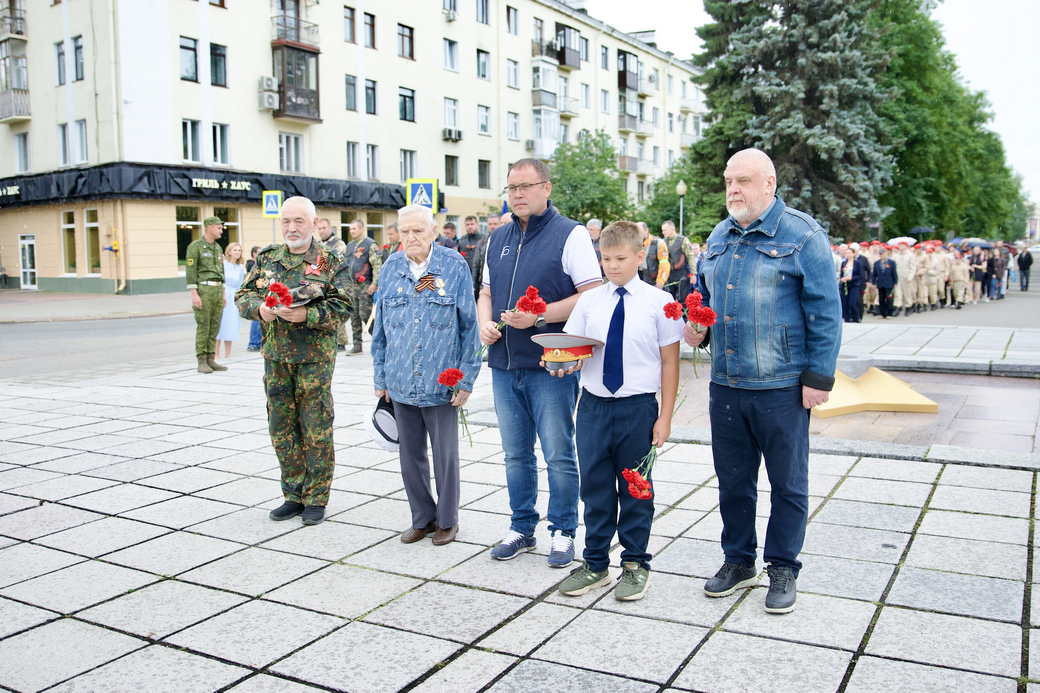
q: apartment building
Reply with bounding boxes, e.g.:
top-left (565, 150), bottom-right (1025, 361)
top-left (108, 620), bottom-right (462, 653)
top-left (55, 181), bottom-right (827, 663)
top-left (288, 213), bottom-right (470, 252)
top-left (0, 0), bottom-right (705, 293)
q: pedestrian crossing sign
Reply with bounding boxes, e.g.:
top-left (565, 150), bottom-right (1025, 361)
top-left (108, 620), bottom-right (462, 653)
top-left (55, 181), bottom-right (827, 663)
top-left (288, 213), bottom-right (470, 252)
top-left (261, 190), bottom-right (283, 218)
top-left (406, 178), bottom-right (438, 210)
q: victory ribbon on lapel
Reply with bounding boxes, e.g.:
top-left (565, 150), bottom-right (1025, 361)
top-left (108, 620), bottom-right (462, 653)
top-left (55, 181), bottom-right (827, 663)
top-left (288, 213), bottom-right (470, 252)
top-left (416, 274), bottom-right (438, 293)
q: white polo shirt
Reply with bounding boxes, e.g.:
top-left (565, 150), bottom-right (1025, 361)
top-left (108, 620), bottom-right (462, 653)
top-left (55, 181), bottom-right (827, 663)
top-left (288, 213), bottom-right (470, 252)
top-left (564, 276), bottom-right (683, 398)
top-left (481, 225), bottom-right (602, 290)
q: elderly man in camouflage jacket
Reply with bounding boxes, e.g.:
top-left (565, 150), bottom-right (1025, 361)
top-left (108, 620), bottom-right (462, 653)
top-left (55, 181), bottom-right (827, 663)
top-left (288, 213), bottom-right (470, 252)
top-left (236, 196), bottom-right (350, 526)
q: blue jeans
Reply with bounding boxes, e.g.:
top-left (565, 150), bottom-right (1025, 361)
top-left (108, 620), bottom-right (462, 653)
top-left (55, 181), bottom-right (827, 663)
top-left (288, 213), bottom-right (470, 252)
top-left (492, 367), bottom-right (580, 537)
top-left (248, 320), bottom-right (263, 349)
top-left (709, 383), bottom-right (810, 574)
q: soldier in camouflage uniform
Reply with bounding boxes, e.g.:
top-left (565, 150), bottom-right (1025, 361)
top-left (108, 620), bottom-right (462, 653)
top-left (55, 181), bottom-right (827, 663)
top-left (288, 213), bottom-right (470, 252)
top-left (317, 217), bottom-right (351, 352)
top-left (186, 216), bottom-right (227, 374)
top-left (236, 196), bottom-right (350, 526)
top-left (344, 218), bottom-right (382, 354)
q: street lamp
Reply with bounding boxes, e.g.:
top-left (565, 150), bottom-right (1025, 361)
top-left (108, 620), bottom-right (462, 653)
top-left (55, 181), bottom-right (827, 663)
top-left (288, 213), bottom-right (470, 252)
top-left (676, 180), bottom-right (688, 237)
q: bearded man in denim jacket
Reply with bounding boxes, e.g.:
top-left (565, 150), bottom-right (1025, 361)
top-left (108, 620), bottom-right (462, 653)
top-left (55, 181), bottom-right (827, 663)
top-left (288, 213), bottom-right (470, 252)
top-left (372, 204), bottom-right (481, 546)
top-left (684, 148), bottom-right (842, 615)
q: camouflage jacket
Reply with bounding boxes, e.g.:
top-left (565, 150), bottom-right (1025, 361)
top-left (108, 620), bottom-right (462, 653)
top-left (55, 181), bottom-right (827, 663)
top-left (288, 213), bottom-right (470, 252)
top-left (235, 239), bottom-right (350, 364)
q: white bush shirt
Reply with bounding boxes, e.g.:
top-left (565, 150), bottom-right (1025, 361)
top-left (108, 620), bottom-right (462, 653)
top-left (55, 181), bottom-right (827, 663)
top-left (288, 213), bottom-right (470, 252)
top-left (564, 276), bottom-right (683, 398)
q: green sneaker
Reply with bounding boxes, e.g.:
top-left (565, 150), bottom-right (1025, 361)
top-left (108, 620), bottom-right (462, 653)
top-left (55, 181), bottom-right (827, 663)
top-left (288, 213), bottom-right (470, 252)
top-left (558, 562), bottom-right (611, 597)
top-left (614, 561), bottom-right (650, 601)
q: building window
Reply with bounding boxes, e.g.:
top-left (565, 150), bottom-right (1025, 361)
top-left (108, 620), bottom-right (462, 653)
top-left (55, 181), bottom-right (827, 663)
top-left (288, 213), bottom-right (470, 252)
top-left (74, 119), bottom-right (87, 163)
top-left (443, 97), bottom-right (458, 128)
top-left (444, 155), bottom-right (458, 186)
top-left (506, 59), bottom-right (518, 88)
top-left (279, 131), bottom-right (302, 172)
top-left (581, 83), bottom-right (590, 108)
top-left (668, 149), bottom-right (675, 166)
top-left (179, 37), bottom-right (197, 81)
top-left (668, 112), bottom-right (674, 133)
top-left (345, 74), bottom-right (357, 110)
top-left (343, 6), bottom-right (356, 42)
top-left (507, 111), bottom-right (519, 140)
top-left (637, 141), bottom-right (645, 160)
top-left (443, 0), bottom-right (457, 10)
top-left (652, 106), bottom-right (659, 126)
top-left (365, 143), bottom-right (379, 179)
top-left (600, 89), bottom-right (609, 113)
top-left (476, 49), bottom-right (490, 80)
top-left (212, 123), bottom-right (229, 164)
top-left (477, 105), bottom-right (490, 135)
top-left (399, 149), bottom-right (416, 182)
top-left (399, 87), bottom-right (415, 122)
top-left (694, 115), bottom-right (702, 136)
top-left (55, 41), bottom-right (66, 85)
top-left (637, 181), bottom-right (645, 203)
top-left (600, 45), bottom-right (608, 69)
top-left (477, 159), bottom-right (491, 189)
top-left (533, 18), bottom-right (543, 43)
top-left (210, 43), bottom-right (227, 86)
top-left (667, 73), bottom-right (674, 94)
top-left (560, 122), bottom-right (569, 143)
top-left (14, 132), bottom-right (28, 173)
top-left (72, 36), bottom-right (84, 81)
top-left (364, 79), bottom-right (377, 114)
top-left (363, 12), bottom-right (375, 48)
top-left (346, 141), bottom-right (359, 177)
top-left (182, 119), bottom-right (200, 162)
top-left (443, 39), bottom-right (458, 71)
top-left (506, 6), bottom-right (518, 34)
top-left (476, 0), bottom-right (489, 24)
top-left (653, 145), bottom-right (660, 165)
top-left (85, 209), bottom-right (100, 274)
top-left (58, 123), bottom-right (69, 165)
top-left (397, 24), bottom-right (414, 59)
top-left (580, 37), bottom-right (589, 62)
top-left (176, 206), bottom-right (201, 265)
top-left (61, 211), bottom-right (76, 274)
top-left (682, 80), bottom-right (687, 98)
top-left (213, 207), bottom-right (239, 244)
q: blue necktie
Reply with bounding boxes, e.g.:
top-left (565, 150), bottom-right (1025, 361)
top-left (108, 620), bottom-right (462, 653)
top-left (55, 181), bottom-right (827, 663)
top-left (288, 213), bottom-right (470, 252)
top-left (603, 287), bottom-right (626, 394)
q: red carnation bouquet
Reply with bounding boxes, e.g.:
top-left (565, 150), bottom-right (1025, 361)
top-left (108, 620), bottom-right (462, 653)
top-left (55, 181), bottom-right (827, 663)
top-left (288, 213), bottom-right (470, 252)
top-left (477, 285), bottom-right (548, 359)
top-left (263, 281), bottom-right (293, 309)
top-left (622, 448), bottom-right (656, 500)
top-left (437, 368), bottom-right (472, 445)
top-left (663, 290), bottom-right (716, 377)
top-left (355, 272), bottom-right (368, 284)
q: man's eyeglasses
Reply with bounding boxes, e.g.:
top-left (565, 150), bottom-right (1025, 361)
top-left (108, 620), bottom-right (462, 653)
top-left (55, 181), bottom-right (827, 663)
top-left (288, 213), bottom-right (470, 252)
top-left (502, 181), bottom-right (548, 195)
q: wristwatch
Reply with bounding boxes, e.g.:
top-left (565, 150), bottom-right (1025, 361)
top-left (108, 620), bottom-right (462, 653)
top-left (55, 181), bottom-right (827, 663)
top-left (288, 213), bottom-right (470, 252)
top-left (534, 315), bottom-right (546, 328)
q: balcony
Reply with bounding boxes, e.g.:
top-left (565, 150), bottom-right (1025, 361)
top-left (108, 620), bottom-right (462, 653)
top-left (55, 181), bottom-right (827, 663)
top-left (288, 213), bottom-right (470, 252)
top-left (680, 132), bottom-right (698, 148)
top-left (525, 137), bottom-right (557, 160)
top-left (0, 88), bottom-right (30, 123)
top-left (0, 8), bottom-right (25, 37)
top-left (617, 114), bottom-right (637, 133)
top-left (637, 159), bottom-right (654, 176)
top-left (635, 120), bottom-right (653, 138)
top-left (679, 95), bottom-right (698, 113)
top-left (617, 155), bottom-right (637, 172)
top-left (637, 78), bottom-right (656, 98)
top-left (558, 96), bottom-right (579, 118)
top-left (272, 44), bottom-right (320, 122)
top-left (275, 83), bottom-right (320, 122)
top-left (271, 14), bottom-right (319, 48)
top-left (531, 39), bottom-right (559, 60)
top-left (618, 68), bottom-right (639, 92)
top-left (532, 88), bottom-right (557, 109)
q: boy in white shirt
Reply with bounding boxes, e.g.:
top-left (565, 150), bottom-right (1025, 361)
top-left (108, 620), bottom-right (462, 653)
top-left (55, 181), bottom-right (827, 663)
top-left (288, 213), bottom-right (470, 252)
top-left (554, 221), bottom-right (682, 601)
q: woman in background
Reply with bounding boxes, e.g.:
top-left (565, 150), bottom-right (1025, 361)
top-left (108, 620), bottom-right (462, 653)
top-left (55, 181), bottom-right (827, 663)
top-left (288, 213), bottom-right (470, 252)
top-left (216, 242), bottom-right (246, 361)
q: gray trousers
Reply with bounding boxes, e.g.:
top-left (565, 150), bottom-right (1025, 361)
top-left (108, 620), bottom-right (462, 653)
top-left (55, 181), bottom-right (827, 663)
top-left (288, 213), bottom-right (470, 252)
top-left (392, 400), bottom-right (460, 530)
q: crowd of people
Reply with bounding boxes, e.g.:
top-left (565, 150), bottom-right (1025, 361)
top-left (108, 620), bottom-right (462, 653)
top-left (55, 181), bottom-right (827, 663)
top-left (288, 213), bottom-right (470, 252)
top-left (832, 239), bottom-right (1033, 322)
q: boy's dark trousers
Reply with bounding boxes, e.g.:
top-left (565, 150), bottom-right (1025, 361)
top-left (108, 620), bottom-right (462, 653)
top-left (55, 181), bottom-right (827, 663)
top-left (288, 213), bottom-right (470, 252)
top-left (709, 383), bottom-right (809, 574)
top-left (575, 389), bottom-right (658, 573)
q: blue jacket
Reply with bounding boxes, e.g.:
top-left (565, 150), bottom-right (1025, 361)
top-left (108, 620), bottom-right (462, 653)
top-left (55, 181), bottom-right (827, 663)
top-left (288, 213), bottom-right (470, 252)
top-left (372, 244), bottom-right (481, 407)
top-left (872, 258), bottom-right (898, 289)
top-left (485, 200), bottom-right (584, 370)
top-left (699, 197), bottom-right (842, 391)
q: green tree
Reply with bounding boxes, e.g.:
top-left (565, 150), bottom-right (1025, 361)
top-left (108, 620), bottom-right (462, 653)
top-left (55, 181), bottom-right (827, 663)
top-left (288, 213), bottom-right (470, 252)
top-left (549, 130), bottom-right (631, 224)
top-left (638, 157), bottom-right (702, 240)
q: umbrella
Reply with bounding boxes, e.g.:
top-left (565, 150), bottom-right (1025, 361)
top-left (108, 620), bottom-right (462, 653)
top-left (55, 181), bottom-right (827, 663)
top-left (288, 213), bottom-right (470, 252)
top-left (947, 237), bottom-right (964, 245)
top-left (887, 236), bottom-right (916, 246)
top-left (961, 237), bottom-right (994, 249)
top-left (909, 226), bottom-right (934, 236)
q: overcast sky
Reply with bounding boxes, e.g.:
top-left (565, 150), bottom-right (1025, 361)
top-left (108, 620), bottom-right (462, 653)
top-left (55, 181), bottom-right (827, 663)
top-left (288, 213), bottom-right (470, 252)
top-left (584, 0), bottom-right (1039, 205)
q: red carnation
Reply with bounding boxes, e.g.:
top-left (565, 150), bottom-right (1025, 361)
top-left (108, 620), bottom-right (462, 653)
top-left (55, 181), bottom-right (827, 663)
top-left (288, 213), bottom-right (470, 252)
top-left (686, 291), bottom-right (703, 311)
top-left (264, 294), bottom-right (279, 308)
top-left (280, 293), bottom-right (293, 307)
top-left (515, 295), bottom-right (534, 313)
top-left (270, 282), bottom-right (289, 296)
top-left (663, 301), bottom-right (683, 320)
top-left (437, 368), bottom-right (465, 388)
top-left (355, 272), bottom-right (367, 284)
top-left (690, 305), bottom-right (717, 327)
top-left (528, 298), bottom-right (547, 315)
top-left (525, 285), bottom-right (540, 300)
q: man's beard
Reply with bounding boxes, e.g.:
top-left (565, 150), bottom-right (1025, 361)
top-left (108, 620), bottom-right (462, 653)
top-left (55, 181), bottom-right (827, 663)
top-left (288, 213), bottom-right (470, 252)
top-left (726, 203), bottom-right (751, 224)
top-left (285, 236), bottom-right (310, 251)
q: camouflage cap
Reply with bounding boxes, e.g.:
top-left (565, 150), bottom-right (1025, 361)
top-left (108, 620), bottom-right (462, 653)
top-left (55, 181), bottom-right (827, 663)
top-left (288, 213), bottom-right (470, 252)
top-left (203, 216), bottom-right (223, 226)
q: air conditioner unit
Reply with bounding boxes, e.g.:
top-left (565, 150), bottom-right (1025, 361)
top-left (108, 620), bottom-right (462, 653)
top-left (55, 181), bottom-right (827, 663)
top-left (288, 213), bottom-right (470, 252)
top-left (258, 91), bottom-right (279, 111)
top-left (257, 76), bottom-right (277, 93)
top-left (441, 127), bottom-right (463, 142)
top-left (443, 8), bottom-right (457, 21)
top-left (525, 139), bottom-right (535, 152)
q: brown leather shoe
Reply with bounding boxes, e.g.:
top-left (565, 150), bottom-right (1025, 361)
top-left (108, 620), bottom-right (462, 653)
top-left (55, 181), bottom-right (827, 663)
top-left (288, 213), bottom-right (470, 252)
top-left (400, 522), bottom-right (435, 544)
top-left (432, 526), bottom-right (458, 546)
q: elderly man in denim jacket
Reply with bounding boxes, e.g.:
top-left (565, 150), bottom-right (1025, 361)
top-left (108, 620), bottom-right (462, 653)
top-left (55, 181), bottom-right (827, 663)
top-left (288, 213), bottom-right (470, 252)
top-left (373, 204), bottom-right (481, 546)
top-left (684, 149), bottom-right (842, 615)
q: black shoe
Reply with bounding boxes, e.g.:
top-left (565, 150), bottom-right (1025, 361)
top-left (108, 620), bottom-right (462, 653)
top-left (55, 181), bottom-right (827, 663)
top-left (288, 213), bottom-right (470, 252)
top-left (765, 565), bottom-right (797, 614)
top-left (301, 505), bottom-right (326, 526)
top-left (956, 302), bottom-right (962, 309)
top-left (351, 344), bottom-right (362, 354)
top-left (704, 562), bottom-right (758, 597)
top-left (269, 501), bottom-right (304, 521)
top-left (337, 344), bottom-right (346, 352)
top-left (246, 346), bottom-right (260, 352)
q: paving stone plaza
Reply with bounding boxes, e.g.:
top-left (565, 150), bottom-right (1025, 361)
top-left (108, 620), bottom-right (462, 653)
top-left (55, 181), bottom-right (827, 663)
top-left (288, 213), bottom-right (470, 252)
top-left (0, 350), bottom-right (1038, 692)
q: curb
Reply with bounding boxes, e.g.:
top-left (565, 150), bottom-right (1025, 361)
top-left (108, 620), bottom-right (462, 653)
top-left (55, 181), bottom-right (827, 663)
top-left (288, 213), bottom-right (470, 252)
top-left (0, 309), bottom-right (193, 325)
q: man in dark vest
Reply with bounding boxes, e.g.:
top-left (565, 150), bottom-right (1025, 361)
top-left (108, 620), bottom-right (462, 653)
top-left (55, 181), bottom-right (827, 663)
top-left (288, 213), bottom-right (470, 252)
top-left (638, 221), bottom-right (669, 288)
top-left (478, 158), bottom-right (601, 569)
top-left (661, 220), bottom-right (695, 300)
top-left (457, 215), bottom-right (485, 292)
top-left (345, 219), bottom-right (382, 354)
